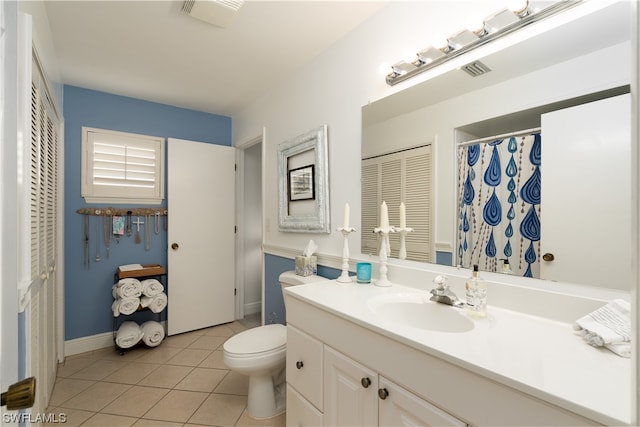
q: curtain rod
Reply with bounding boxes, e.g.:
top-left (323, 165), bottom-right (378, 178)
top-left (458, 127), bottom-right (541, 147)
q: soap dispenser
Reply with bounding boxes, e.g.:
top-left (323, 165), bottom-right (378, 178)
top-left (501, 258), bottom-right (513, 275)
top-left (465, 264), bottom-right (487, 317)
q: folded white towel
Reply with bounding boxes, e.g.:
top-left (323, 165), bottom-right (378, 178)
top-left (141, 278), bottom-right (164, 297)
top-left (112, 297), bottom-right (141, 317)
top-left (112, 278), bottom-right (142, 298)
top-left (574, 299), bottom-right (631, 358)
top-left (140, 292), bottom-right (167, 313)
top-left (115, 321), bottom-right (143, 349)
top-left (140, 321), bottom-right (165, 347)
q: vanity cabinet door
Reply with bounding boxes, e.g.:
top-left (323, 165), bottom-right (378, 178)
top-left (286, 384), bottom-right (323, 427)
top-left (324, 346), bottom-right (378, 426)
top-left (286, 325), bottom-right (324, 411)
top-left (378, 377), bottom-right (467, 427)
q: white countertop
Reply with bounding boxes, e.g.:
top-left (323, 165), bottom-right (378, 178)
top-left (285, 280), bottom-right (631, 426)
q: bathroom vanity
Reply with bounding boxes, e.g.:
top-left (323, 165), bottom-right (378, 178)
top-left (284, 280), bottom-right (630, 426)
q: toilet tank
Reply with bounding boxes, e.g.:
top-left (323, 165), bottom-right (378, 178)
top-left (279, 270), bottom-right (329, 290)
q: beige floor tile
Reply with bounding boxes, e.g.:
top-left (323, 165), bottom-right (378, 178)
top-left (68, 358), bottom-right (127, 381)
top-left (175, 367), bottom-right (228, 392)
top-left (163, 330), bottom-right (204, 348)
top-left (198, 350), bottom-right (228, 370)
top-left (143, 389), bottom-right (208, 423)
top-left (58, 382), bottom-right (131, 412)
top-left (187, 335), bottom-right (227, 351)
top-left (103, 361), bottom-right (161, 384)
top-left (202, 324), bottom-right (236, 337)
top-left (56, 357), bottom-right (97, 378)
top-left (187, 393), bottom-right (247, 426)
top-left (214, 371), bottom-right (249, 396)
top-left (227, 321), bottom-right (249, 334)
top-left (134, 419), bottom-right (184, 426)
top-left (134, 345), bottom-right (183, 364)
top-left (166, 348), bottom-right (212, 367)
top-left (101, 385), bottom-right (170, 417)
top-left (48, 378), bottom-right (95, 407)
top-left (82, 412), bottom-right (138, 426)
top-left (137, 364), bottom-right (194, 389)
top-left (43, 407), bottom-right (95, 426)
top-left (235, 409), bottom-right (286, 427)
top-left (91, 345), bottom-right (147, 361)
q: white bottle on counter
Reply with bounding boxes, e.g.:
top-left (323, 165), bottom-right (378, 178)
top-left (465, 264), bottom-right (487, 317)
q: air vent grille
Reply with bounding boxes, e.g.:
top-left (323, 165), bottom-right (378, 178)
top-left (181, 0), bottom-right (244, 28)
top-left (461, 61), bottom-right (492, 77)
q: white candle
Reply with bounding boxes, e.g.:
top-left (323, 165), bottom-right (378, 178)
top-left (380, 201), bottom-right (389, 229)
top-left (400, 202), bottom-right (406, 229)
top-left (343, 203), bottom-right (350, 229)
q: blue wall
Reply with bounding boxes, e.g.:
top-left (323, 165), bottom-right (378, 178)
top-left (264, 254), bottom-right (341, 325)
top-left (63, 85), bottom-right (231, 341)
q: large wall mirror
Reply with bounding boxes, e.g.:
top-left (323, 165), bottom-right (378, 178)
top-left (361, 1), bottom-right (631, 290)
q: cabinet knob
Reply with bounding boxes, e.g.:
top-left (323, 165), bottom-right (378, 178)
top-left (171, 243), bottom-right (179, 250)
top-left (361, 377), bottom-right (371, 388)
top-left (542, 253), bottom-right (554, 261)
top-left (296, 360), bottom-right (304, 370)
top-left (378, 388), bottom-right (389, 400)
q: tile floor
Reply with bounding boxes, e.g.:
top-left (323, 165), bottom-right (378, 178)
top-left (46, 315), bottom-right (286, 427)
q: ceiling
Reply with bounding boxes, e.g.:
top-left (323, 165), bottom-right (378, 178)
top-left (43, 1), bottom-right (386, 117)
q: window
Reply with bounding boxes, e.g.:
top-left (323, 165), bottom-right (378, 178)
top-left (81, 127), bottom-right (165, 204)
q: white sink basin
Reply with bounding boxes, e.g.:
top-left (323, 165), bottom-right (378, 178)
top-left (368, 292), bottom-right (474, 333)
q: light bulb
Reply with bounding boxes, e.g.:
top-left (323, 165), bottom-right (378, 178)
top-left (402, 49), bottom-right (417, 64)
top-left (378, 62), bottom-right (393, 76)
top-left (430, 33), bottom-right (450, 51)
top-left (507, 0), bottom-right (529, 15)
top-left (465, 16), bottom-right (486, 35)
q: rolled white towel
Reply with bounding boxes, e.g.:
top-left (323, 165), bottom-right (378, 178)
top-left (140, 292), bottom-right (167, 313)
top-left (141, 278), bottom-right (164, 297)
top-left (112, 278), bottom-right (142, 298)
top-left (112, 297), bottom-right (141, 317)
top-left (140, 321), bottom-right (165, 347)
top-left (115, 321), bottom-right (143, 349)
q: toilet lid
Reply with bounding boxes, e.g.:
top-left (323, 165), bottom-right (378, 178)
top-left (223, 324), bottom-right (286, 355)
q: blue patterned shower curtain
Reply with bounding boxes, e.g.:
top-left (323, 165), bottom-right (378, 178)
top-left (456, 133), bottom-right (541, 277)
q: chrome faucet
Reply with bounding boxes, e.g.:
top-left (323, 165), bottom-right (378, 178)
top-left (430, 275), bottom-right (464, 308)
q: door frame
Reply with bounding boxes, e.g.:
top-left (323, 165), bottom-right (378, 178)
top-left (235, 130), bottom-right (265, 322)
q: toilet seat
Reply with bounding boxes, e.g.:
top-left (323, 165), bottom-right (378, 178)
top-left (223, 324), bottom-right (286, 357)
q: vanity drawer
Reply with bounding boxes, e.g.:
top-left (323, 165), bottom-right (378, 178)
top-left (287, 324), bottom-right (323, 411)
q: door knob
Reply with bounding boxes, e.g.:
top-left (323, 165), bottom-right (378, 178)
top-left (378, 388), bottom-right (389, 400)
top-left (361, 377), bottom-right (372, 388)
top-left (171, 243), bottom-right (179, 250)
top-left (296, 361), bottom-right (304, 370)
top-left (1, 377), bottom-right (35, 410)
top-left (542, 253), bottom-right (555, 261)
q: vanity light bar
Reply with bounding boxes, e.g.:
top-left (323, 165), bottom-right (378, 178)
top-left (385, 0), bottom-right (581, 86)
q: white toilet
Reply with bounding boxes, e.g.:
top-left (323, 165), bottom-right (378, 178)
top-left (223, 271), bottom-right (329, 419)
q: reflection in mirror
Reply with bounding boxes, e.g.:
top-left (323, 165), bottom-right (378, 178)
top-left (361, 1), bottom-right (631, 290)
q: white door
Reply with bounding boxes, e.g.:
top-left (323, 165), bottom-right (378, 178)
top-left (168, 138), bottom-right (236, 335)
top-left (540, 94), bottom-right (631, 287)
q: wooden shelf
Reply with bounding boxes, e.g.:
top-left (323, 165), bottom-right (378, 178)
top-left (117, 264), bottom-right (166, 279)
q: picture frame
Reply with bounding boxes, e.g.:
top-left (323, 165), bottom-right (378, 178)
top-left (278, 125), bottom-right (330, 233)
top-left (288, 165), bottom-right (315, 201)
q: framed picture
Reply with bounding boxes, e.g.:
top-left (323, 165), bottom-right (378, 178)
top-left (288, 165), bottom-right (315, 201)
top-left (277, 125), bottom-right (330, 233)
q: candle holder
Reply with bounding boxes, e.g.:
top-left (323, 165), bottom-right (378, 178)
top-left (373, 226), bottom-right (395, 287)
top-left (336, 227), bottom-right (356, 283)
top-left (395, 227), bottom-right (414, 260)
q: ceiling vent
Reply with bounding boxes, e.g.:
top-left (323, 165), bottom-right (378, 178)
top-left (181, 0), bottom-right (244, 29)
top-left (461, 61), bottom-right (492, 77)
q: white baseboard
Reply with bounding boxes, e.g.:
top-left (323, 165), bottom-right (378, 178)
top-left (65, 331), bottom-right (114, 357)
top-left (244, 301), bottom-right (261, 315)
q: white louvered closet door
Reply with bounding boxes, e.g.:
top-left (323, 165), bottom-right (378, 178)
top-left (29, 57), bottom-right (60, 416)
top-left (361, 145), bottom-right (432, 262)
